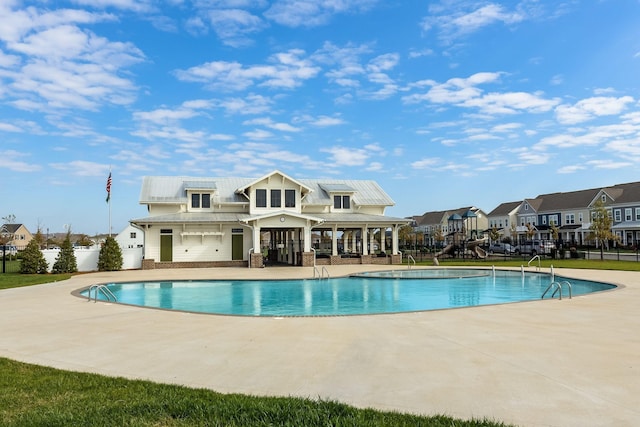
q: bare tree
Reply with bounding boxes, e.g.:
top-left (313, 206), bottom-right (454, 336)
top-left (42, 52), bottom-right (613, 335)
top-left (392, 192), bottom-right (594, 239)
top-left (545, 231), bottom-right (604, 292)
top-left (589, 199), bottom-right (619, 260)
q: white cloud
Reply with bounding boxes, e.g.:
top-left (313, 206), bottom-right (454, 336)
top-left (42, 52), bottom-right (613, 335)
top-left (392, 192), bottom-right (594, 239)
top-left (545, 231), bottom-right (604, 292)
top-left (555, 96), bottom-right (635, 124)
top-left (0, 149), bottom-right (42, 172)
top-left (243, 129), bottom-right (273, 140)
top-left (175, 49), bottom-right (320, 91)
top-left (422, 2), bottom-right (527, 42)
top-left (321, 146), bottom-right (369, 166)
top-left (403, 72), bottom-right (559, 115)
top-left (243, 117), bottom-right (301, 132)
top-left (206, 8), bottom-right (265, 47)
top-left (411, 157), bottom-right (440, 169)
top-left (264, 0), bottom-right (377, 27)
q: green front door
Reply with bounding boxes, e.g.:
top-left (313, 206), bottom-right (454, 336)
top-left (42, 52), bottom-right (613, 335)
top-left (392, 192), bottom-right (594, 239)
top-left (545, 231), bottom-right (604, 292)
top-left (232, 234), bottom-right (243, 260)
top-left (160, 232), bottom-right (173, 262)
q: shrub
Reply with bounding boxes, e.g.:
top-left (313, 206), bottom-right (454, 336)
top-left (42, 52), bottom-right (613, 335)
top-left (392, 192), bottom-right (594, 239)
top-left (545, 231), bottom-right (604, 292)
top-left (20, 238), bottom-right (48, 274)
top-left (98, 236), bottom-right (122, 271)
top-left (52, 232), bottom-right (78, 274)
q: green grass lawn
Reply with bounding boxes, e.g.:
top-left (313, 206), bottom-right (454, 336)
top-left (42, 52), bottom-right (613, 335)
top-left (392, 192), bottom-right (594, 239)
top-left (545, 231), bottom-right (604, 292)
top-left (0, 357), bottom-right (509, 427)
top-left (0, 273), bottom-right (71, 290)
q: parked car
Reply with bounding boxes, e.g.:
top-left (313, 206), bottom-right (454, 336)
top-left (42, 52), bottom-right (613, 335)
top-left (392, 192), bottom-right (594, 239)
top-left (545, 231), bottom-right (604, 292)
top-left (2, 245), bottom-right (18, 257)
top-left (487, 242), bottom-right (516, 255)
top-left (515, 240), bottom-right (556, 256)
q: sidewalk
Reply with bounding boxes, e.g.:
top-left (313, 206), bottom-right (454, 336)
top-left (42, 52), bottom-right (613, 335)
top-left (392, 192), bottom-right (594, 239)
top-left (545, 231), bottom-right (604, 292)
top-left (1, 266), bottom-right (639, 427)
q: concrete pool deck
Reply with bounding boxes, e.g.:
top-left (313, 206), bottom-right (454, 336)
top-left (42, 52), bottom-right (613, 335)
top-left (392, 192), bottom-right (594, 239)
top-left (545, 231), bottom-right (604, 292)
top-left (0, 265), bottom-right (638, 427)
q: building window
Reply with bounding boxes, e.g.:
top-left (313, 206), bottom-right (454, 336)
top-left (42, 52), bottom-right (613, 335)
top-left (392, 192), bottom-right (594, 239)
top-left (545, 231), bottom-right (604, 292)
top-left (130, 232), bottom-right (136, 239)
top-left (579, 213), bottom-right (583, 223)
top-left (601, 195), bottom-right (606, 203)
top-left (625, 208), bottom-right (632, 221)
top-left (191, 193), bottom-right (210, 209)
top-left (270, 189), bottom-right (281, 208)
top-left (334, 195), bottom-right (351, 209)
top-left (566, 214), bottom-right (575, 225)
top-left (614, 209), bottom-right (621, 222)
top-left (285, 189), bottom-right (295, 207)
top-left (636, 208), bottom-right (640, 221)
top-left (256, 189), bottom-right (267, 207)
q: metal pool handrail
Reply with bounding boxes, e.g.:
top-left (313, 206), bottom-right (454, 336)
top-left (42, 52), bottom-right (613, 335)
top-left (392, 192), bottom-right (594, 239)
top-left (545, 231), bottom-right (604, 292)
top-left (407, 255), bottom-right (415, 269)
top-left (541, 280), bottom-right (572, 300)
top-left (87, 284), bottom-right (117, 303)
top-left (528, 255), bottom-right (541, 271)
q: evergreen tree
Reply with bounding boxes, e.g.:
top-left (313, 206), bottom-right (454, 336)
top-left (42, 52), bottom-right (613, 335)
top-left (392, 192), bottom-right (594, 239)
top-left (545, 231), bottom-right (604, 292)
top-left (52, 231), bottom-right (78, 273)
top-left (20, 230), bottom-right (48, 274)
top-left (98, 236), bottom-right (123, 271)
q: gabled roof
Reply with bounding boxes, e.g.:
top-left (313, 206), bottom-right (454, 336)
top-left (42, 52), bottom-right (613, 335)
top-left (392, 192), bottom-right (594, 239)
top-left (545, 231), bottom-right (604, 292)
top-left (234, 170), bottom-right (313, 195)
top-left (139, 172), bottom-right (395, 208)
top-left (535, 188), bottom-right (600, 211)
top-left (1, 224), bottom-right (25, 233)
top-left (488, 201), bottom-right (521, 216)
top-left (303, 179), bottom-right (394, 206)
top-left (414, 207), bottom-right (478, 226)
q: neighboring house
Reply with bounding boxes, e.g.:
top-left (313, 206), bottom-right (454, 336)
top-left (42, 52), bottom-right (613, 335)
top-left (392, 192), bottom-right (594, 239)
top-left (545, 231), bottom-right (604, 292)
top-left (512, 181), bottom-right (640, 246)
top-left (486, 201), bottom-right (522, 241)
top-left (115, 224), bottom-right (144, 249)
top-left (0, 224), bottom-right (33, 249)
top-left (412, 206), bottom-right (489, 246)
top-left (131, 170), bottom-right (409, 268)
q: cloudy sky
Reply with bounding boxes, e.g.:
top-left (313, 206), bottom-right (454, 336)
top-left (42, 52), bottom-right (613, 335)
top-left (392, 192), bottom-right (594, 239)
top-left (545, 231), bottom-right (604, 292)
top-left (1, 0), bottom-right (640, 235)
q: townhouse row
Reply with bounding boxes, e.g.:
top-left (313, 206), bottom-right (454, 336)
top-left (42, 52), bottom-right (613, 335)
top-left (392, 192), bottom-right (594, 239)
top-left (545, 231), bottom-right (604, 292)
top-left (411, 181), bottom-right (640, 247)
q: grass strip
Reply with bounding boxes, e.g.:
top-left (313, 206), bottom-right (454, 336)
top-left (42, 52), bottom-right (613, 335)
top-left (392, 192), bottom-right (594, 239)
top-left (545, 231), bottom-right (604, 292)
top-left (0, 357), bottom-right (509, 427)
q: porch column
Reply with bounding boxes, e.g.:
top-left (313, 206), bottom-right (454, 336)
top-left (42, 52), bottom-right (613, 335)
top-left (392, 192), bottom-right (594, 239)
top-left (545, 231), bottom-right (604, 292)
top-left (332, 224), bottom-right (338, 256)
top-left (362, 225), bottom-right (368, 255)
top-left (252, 226), bottom-right (261, 254)
top-left (380, 227), bottom-right (386, 253)
top-left (392, 224), bottom-right (399, 255)
top-left (351, 230), bottom-right (357, 253)
top-left (303, 222), bottom-right (312, 252)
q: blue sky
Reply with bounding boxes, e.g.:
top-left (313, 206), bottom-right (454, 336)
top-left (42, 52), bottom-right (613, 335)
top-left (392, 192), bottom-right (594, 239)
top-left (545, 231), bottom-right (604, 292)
top-left (1, 0), bottom-right (640, 235)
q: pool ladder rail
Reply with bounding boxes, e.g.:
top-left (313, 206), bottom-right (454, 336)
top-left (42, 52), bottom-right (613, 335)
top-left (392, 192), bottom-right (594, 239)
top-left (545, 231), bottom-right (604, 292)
top-left (313, 266), bottom-right (330, 280)
top-left (87, 284), bottom-right (117, 303)
top-left (541, 280), bottom-right (572, 300)
top-left (407, 255), bottom-right (416, 269)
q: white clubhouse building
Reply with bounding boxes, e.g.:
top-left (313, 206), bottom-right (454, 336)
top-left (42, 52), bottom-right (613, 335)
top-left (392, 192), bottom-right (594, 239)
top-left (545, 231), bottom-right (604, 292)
top-left (131, 170), bottom-right (409, 268)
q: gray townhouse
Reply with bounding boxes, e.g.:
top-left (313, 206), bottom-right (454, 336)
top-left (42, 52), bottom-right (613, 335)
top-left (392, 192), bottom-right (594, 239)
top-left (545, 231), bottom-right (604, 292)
top-left (514, 182), bottom-right (640, 247)
top-left (415, 181), bottom-right (640, 249)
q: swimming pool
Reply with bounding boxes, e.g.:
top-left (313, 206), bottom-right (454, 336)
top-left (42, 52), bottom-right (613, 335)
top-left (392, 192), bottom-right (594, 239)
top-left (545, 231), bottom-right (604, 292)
top-left (80, 268), bottom-right (615, 316)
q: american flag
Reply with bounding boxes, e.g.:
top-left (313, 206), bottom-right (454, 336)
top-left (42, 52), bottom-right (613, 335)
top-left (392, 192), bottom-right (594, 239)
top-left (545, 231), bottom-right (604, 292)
top-left (106, 172), bottom-right (112, 203)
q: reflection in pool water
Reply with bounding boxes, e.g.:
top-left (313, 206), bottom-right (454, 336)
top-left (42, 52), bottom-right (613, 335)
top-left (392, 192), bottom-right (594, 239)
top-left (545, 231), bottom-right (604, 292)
top-left (81, 269), bottom-right (615, 316)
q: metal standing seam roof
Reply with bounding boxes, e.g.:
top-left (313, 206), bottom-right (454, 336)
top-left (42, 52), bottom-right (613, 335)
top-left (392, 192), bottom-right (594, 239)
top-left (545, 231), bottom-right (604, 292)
top-left (139, 176), bottom-right (396, 208)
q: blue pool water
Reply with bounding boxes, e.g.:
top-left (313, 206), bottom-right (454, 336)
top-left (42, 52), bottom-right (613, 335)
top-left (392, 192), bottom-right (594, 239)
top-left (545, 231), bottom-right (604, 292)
top-left (82, 269), bottom-right (614, 316)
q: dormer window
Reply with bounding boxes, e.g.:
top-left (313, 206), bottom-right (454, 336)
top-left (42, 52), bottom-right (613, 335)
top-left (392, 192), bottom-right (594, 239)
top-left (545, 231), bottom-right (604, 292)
top-left (271, 189), bottom-right (281, 208)
top-left (285, 189), bottom-right (296, 207)
top-left (256, 189), bottom-right (267, 208)
top-left (334, 195), bottom-right (351, 209)
top-left (191, 193), bottom-right (211, 209)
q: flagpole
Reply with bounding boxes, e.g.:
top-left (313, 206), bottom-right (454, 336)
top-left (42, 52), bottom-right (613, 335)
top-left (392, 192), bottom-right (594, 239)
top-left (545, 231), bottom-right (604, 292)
top-left (106, 168), bottom-right (112, 237)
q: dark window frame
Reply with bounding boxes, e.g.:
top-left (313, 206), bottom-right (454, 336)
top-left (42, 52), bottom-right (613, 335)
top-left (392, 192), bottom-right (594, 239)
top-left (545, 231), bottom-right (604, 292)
top-left (256, 189), bottom-right (267, 208)
top-left (285, 189), bottom-right (295, 208)
top-left (271, 189), bottom-right (281, 208)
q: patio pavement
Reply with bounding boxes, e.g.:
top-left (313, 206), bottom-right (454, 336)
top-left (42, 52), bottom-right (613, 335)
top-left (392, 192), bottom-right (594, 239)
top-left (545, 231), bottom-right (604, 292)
top-left (1, 265), bottom-right (639, 427)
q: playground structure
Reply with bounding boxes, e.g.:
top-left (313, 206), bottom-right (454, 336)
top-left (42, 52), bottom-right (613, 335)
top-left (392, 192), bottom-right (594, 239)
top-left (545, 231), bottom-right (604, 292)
top-left (433, 211), bottom-right (487, 260)
top-left (434, 237), bottom-right (487, 259)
